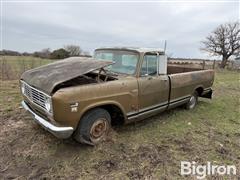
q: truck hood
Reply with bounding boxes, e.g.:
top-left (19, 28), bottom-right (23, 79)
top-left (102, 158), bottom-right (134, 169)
top-left (21, 57), bottom-right (113, 94)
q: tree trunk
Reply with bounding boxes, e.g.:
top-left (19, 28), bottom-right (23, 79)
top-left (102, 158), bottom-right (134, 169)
top-left (220, 56), bottom-right (228, 68)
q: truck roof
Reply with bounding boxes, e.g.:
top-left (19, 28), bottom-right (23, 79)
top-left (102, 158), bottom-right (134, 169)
top-left (95, 47), bottom-right (165, 54)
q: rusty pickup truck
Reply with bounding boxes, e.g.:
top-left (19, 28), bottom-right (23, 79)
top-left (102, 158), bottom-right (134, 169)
top-left (20, 47), bottom-right (214, 145)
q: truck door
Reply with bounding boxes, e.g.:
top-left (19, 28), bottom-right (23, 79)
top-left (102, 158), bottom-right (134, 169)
top-left (138, 53), bottom-right (169, 115)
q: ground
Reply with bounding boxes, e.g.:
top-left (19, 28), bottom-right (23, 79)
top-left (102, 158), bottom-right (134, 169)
top-left (0, 69), bottom-right (239, 179)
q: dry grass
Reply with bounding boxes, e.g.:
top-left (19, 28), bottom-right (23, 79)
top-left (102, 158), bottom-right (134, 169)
top-left (0, 56), bottom-right (53, 80)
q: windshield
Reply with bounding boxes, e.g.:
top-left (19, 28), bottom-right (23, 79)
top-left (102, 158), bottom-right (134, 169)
top-left (94, 50), bottom-right (139, 75)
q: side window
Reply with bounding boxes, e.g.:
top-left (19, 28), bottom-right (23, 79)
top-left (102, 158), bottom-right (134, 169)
top-left (141, 54), bottom-right (158, 76)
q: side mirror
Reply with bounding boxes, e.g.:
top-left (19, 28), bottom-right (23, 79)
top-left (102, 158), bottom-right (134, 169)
top-left (158, 55), bottom-right (167, 75)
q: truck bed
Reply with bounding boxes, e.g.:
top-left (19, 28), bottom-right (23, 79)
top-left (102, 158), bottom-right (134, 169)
top-left (167, 68), bottom-right (214, 109)
top-left (167, 64), bottom-right (203, 74)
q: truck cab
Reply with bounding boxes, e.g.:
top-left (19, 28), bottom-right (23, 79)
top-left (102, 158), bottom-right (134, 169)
top-left (21, 47), bottom-right (214, 145)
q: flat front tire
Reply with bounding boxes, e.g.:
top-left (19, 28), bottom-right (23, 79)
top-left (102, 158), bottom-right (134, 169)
top-left (185, 91), bottom-right (198, 110)
top-left (74, 108), bottom-right (111, 145)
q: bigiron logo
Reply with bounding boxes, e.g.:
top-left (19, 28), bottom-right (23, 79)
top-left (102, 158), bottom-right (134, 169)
top-left (180, 161), bottom-right (237, 179)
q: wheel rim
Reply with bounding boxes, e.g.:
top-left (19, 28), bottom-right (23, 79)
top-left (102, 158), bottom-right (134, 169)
top-left (189, 95), bottom-right (196, 109)
top-left (90, 118), bottom-right (109, 142)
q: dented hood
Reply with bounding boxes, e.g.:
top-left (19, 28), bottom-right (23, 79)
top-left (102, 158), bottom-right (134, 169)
top-left (21, 57), bottom-right (113, 94)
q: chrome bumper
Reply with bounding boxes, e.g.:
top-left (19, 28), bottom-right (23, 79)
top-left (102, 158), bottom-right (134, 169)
top-left (21, 101), bottom-right (74, 139)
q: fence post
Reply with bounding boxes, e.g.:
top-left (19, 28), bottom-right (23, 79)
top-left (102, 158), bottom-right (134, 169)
top-left (31, 59), bottom-right (33, 69)
top-left (202, 60), bottom-right (205, 70)
top-left (1, 57), bottom-right (4, 80)
top-left (23, 59), bottom-right (26, 72)
top-left (213, 60), bottom-right (216, 69)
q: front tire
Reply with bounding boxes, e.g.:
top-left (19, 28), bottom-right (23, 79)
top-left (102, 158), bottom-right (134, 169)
top-left (74, 108), bottom-right (111, 145)
top-left (185, 91), bottom-right (198, 110)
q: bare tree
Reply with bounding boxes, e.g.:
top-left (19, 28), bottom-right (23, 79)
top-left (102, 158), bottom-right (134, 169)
top-left (64, 45), bottom-right (82, 56)
top-left (201, 22), bottom-right (240, 68)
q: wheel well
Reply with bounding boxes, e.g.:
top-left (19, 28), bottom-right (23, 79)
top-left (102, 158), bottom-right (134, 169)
top-left (97, 104), bottom-right (125, 126)
top-left (195, 87), bottom-right (204, 96)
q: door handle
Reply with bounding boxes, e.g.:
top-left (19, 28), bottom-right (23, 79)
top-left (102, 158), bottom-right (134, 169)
top-left (148, 76), bottom-right (153, 80)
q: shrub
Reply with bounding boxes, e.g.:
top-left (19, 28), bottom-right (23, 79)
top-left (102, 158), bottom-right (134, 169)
top-left (50, 48), bottom-right (70, 59)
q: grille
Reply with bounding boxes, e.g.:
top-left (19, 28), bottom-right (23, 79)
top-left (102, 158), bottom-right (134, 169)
top-left (23, 82), bottom-right (48, 111)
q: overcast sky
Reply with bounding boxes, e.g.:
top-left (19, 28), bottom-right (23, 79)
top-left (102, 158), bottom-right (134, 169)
top-left (1, 1), bottom-right (239, 58)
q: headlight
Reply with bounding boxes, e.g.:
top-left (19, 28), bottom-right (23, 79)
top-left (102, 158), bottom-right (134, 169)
top-left (45, 97), bottom-right (52, 112)
top-left (21, 83), bottom-right (25, 95)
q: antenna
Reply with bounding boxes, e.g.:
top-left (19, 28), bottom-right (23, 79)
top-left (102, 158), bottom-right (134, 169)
top-left (164, 40), bottom-right (167, 53)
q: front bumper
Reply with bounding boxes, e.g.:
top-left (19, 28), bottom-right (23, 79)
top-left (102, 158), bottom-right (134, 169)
top-left (21, 101), bottom-right (74, 139)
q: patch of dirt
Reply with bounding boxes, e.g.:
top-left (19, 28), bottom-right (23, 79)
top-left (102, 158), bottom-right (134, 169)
top-left (93, 159), bottom-right (118, 173)
top-left (135, 144), bottom-right (171, 166)
top-left (124, 144), bottom-right (175, 179)
top-left (0, 108), bottom-right (163, 179)
top-left (126, 167), bottom-right (153, 180)
top-left (0, 99), bottom-right (64, 179)
top-left (216, 145), bottom-right (230, 155)
top-left (234, 133), bottom-right (240, 137)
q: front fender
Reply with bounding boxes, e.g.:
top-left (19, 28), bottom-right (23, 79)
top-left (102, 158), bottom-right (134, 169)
top-left (79, 100), bottom-right (127, 122)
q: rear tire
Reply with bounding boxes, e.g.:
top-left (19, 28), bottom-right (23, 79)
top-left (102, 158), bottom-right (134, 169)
top-left (185, 91), bottom-right (198, 110)
top-left (74, 108), bottom-right (111, 145)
